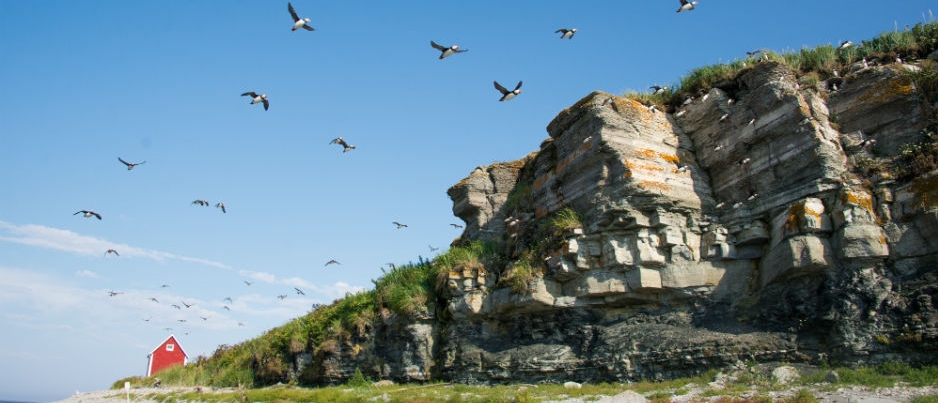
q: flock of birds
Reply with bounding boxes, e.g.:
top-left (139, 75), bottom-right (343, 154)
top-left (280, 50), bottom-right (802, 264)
top-left (75, 0), bottom-right (713, 337)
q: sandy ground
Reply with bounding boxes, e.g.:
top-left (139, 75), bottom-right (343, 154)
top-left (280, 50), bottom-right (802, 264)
top-left (51, 385), bottom-right (938, 403)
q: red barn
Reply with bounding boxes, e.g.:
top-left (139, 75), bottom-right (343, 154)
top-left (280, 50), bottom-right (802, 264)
top-left (146, 335), bottom-right (188, 376)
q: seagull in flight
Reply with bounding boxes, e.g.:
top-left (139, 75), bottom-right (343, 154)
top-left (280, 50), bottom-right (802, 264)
top-left (676, 0), bottom-right (699, 12)
top-left (105, 249), bottom-right (120, 257)
top-left (494, 80), bottom-right (522, 101)
top-left (325, 259), bottom-right (340, 266)
top-left (118, 157), bottom-right (146, 170)
top-left (294, 287), bottom-right (305, 295)
top-left (430, 40), bottom-right (468, 59)
top-left (392, 221), bottom-right (408, 229)
top-left (288, 2), bottom-right (314, 31)
top-left (74, 210), bottom-right (102, 220)
top-left (241, 91), bottom-right (269, 110)
top-left (450, 223), bottom-right (464, 229)
top-left (216, 202), bottom-right (226, 213)
top-left (192, 199), bottom-right (210, 207)
top-left (329, 137), bottom-right (356, 153)
top-left (182, 301), bottom-right (193, 308)
top-left (555, 28), bottom-right (577, 39)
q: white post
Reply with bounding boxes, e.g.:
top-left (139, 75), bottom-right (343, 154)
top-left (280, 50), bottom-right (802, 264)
top-left (125, 381), bottom-right (130, 403)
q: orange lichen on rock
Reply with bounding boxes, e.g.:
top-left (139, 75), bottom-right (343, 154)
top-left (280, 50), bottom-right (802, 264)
top-left (636, 148), bottom-right (681, 165)
top-left (842, 190), bottom-right (875, 213)
top-left (853, 75), bottom-right (916, 110)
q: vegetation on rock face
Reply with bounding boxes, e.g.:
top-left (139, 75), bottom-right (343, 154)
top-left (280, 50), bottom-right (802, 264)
top-left (112, 362), bottom-right (938, 402)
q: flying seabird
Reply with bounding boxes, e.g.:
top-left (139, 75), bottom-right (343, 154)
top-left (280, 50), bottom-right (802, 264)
top-left (224, 297), bottom-right (233, 303)
top-left (677, 0), bottom-right (699, 13)
top-left (329, 137), bottom-right (356, 152)
top-left (200, 316), bottom-right (208, 321)
top-left (223, 305), bottom-right (231, 311)
top-left (278, 294), bottom-right (288, 300)
top-left (241, 92), bottom-right (269, 110)
top-left (325, 259), bottom-right (340, 266)
top-left (177, 319), bottom-right (187, 323)
top-left (107, 290), bottom-right (122, 297)
top-left (150, 297), bottom-right (159, 303)
top-left (244, 280), bottom-right (253, 286)
top-left (74, 210), bottom-right (102, 220)
top-left (294, 287), bottom-right (305, 295)
top-left (182, 301), bottom-right (193, 308)
top-left (143, 317), bottom-right (151, 322)
top-left (192, 199), bottom-right (210, 207)
top-left (161, 284), bottom-right (170, 288)
top-left (288, 2), bottom-right (314, 31)
top-left (494, 80), bottom-right (522, 102)
top-left (392, 221), bottom-right (408, 229)
top-left (450, 223), bottom-right (464, 229)
top-left (216, 202), bottom-right (226, 213)
top-left (429, 245), bottom-right (439, 252)
top-left (430, 40), bottom-right (468, 59)
top-left (650, 85), bottom-right (668, 95)
top-left (555, 28), bottom-right (577, 39)
top-left (105, 249), bottom-right (120, 257)
top-left (838, 40), bottom-right (854, 50)
top-left (118, 157), bottom-right (146, 170)
top-left (171, 304), bottom-right (181, 309)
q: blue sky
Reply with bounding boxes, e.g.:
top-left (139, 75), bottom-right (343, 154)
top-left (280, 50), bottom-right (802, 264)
top-left (1, 1), bottom-right (934, 401)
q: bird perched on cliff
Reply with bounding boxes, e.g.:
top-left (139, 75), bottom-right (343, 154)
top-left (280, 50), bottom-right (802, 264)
top-left (494, 80), bottom-right (522, 101)
top-left (288, 2), bottom-right (314, 31)
top-left (329, 137), bottom-right (356, 152)
top-left (241, 91), bottom-right (269, 110)
top-left (192, 199), bottom-right (209, 207)
top-left (676, 0), bottom-right (698, 12)
top-left (215, 202), bottom-right (226, 213)
top-left (105, 249), bottom-right (119, 256)
top-left (747, 190), bottom-right (760, 201)
top-left (392, 221), bottom-right (408, 229)
top-left (555, 28), bottom-right (577, 39)
top-left (650, 85), bottom-right (668, 95)
top-left (74, 210), bottom-right (102, 220)
top-left (118, 157), bottom-right (146, 170)
top-left (430, 41), bottom-right (467, 59)
top-left (738, 157), bottom-right (752, 166)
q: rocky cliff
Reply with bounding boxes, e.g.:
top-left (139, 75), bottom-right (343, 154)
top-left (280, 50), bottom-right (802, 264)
top-left (272, 57), bottom-right (938, 387)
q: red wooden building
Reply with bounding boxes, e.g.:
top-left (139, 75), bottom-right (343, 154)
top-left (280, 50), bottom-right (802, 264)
top-left (146, 335), bottom-right (188, 376)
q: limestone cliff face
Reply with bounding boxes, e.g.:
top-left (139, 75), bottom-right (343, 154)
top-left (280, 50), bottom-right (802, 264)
top-left (292, 60), bottom-right (937, 386)
top-left (439, 61), bottom-right (937, 382)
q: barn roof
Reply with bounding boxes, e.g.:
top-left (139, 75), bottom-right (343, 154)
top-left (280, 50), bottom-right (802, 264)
top-left (148, 334), bottom-right (189, 358)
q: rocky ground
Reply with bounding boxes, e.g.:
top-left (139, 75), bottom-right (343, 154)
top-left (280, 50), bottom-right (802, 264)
top-left (52, 384), bottom-right (938, 403)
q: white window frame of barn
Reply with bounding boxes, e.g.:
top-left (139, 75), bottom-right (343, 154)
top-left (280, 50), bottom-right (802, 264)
top-left (166, 343), bottom-right (175, 351)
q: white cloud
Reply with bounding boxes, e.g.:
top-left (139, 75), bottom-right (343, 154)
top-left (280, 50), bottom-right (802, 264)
top-left (76, 270), bottom-right (98, 278)
top-left (0, 220), bottom-right (231, 269)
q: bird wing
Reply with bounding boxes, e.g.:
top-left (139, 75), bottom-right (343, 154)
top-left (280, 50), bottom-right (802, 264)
top-left (288, 2), bottom-right (300, 21)
top-left (241, 91), bottom-right (258, 97)
top-left (302, 24), bottom-right (314, 31)
top-left (494, 81), bottom-right (509, 95)
top-left (92, 212), bottom-right (102, 219)
top-left (555, 28), bottom-right (568, 33)
top-left (679, 0), bottom-right (689, 5)
top-left (455, 48), bottom-right (468, 53)
top-left (514, 81), bottom-right (523, 91)
top-left (118, 157), bottom-right (131, 166)
top-left (430, 41), bottom-right (446, 51)
top-left (262, 99), bottom-right (269, 110)
top-left (74, 210), bottom-right (84, 215)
